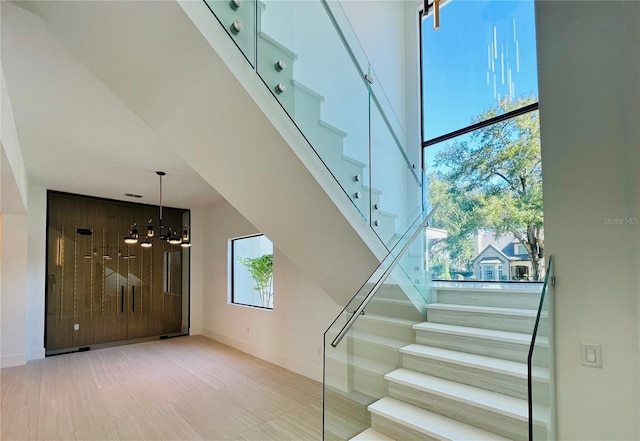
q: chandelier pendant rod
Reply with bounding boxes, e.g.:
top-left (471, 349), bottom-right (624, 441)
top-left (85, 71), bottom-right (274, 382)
top-left (157, 171), bottom-right (165, 228)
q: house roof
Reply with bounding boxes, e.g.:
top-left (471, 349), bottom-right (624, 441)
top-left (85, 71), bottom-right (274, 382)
top-left (477, 258), bottom-right (504, 265)
top-left (502, 242), bottom-right (531, 258)
top-left (472, 244), bottom-right (512, 264)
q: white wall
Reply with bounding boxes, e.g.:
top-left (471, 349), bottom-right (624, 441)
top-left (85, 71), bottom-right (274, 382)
top-left (191, 200), bottom-right (343, 382)
top-left (0, 214), bottom-right (28, 367)
top-left (536, 1), bottom-right (640, 439)
top-left (341, 0), bottom-right (409, 129)
top-left (0, 65), bottom-right (31, 368)
top-left (25, 185), bottom-right (46, 360)
top-left (1, 69), bottom-right (29, 212)
top-left (403, 0), bottom-right (424, 171)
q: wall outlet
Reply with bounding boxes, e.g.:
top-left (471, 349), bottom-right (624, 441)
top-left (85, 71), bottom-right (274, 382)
top-left (246, 327), bottom-right (250, 334)
top-left (74, 324), bottom-right (80, 331)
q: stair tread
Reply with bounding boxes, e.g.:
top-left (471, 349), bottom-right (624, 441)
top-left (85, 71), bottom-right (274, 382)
top-left (414, 322), bottom-right (547, 346)
top-left (290, 78), bottom-right (324, 101)
top-left (385, 368), bottom-right (528, 421)
top-left (426, 303), bottom-right (538, 316)
top-left (318, 119), bottom-right (348, 137)
top-left (339, 152), bottom-right (366, 167)
top-left (327, 327), bottom-right (408, 349)
top-left (368, 297), bottom-right (416, 307)
top-left (349, 330), bottom-right (407, 349)
top-left (400, 344), bottom-right (549, 380)
top-left (362, 184), bottom-right (384, 195)
top-left (350, 428), bottom-right (395, 441)
top-left (256, 31), bottom-right (298, 59)
top-left (369, 397), bottom-right (510, 440)
top-left (433, 283), bottom-right (542, 294)
top-left (358, 313), bottom-right (421, 327)
top-left (373, 210), bottom-right (398, 219)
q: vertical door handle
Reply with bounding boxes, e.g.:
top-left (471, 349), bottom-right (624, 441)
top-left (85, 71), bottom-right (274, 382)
top-left (132, 286), bottom-right (135, 312)
top-left (121, 286), bottom-right (124, 313)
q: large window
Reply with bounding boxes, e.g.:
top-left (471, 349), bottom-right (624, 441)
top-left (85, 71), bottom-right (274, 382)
top-left (421, 0), bottom-right (545, 281)
top-left (230, 234), bottom-right (274, 309)
top-left (421, 0), bottom-right (539, 141)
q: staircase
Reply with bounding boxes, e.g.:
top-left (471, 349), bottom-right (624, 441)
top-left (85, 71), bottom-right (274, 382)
top-left (204, 0), bottom-right (421, 249)
top-left (328, 283), bottom-right (548, 441)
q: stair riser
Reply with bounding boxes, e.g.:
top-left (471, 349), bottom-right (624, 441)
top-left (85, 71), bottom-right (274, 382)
top-left (325, 389), bottom-right (370, 441)
top-left (426, 309), bottom-right (536, 334)
top-left (327, 364), bottom-right (388, 399)
top-left (352, 340), bottom-right (401, 367)
top-left (371, 413), bottom-right (440, 441)
top-left (375, 285), bottom-right (410, 301)
top-left (386, 382), bottom-right (527, 441)
top-left (325, 355), bottom-right (349, 377)
top-left (435, 289), bottom-right (541, 309)
top-left (354, 369), bottom-right (386, 398)
top-left (414, 330), bottom-right (539, 363)
top-left (372, 219), bottom-right (396, 246)
top-left (363, 301), bottom-right (424, 322)
top-left (325, 371), bottom-right (349, 392)
top-left (326, 357), bottom-right (388, 398)
top-left (400, 353), bottom-right (551, 405)
top-left (354, 319), bottom-right (415, 342)
top-left (354, 284), bottom-right (423, 303)
top-left (401, 353), bottom-right (529, 400)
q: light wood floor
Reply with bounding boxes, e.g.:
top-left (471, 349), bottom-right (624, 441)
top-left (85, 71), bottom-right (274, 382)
top-left (1, 336), bottom-right (323, 441)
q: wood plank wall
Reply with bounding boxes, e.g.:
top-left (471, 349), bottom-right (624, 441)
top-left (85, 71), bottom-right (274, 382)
top-left (46, 191), bottom-right (189, 353)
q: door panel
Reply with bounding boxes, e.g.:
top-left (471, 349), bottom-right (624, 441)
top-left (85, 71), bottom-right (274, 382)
top-left (45, 192), bottom-right (190, 354)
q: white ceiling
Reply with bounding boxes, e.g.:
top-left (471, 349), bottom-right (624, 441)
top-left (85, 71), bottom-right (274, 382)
top-left (1, 1), bottom-right (223, 209)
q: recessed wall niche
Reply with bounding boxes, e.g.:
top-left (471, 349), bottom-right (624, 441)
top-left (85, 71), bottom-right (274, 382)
top-left (45, 191), bottom-right (190, 354)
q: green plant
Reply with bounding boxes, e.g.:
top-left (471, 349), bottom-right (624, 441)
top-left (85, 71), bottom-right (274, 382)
top-left (238, 254), bottom-right (273, 308)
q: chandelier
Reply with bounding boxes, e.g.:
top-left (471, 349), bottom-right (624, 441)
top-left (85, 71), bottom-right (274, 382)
top-left (123, 171), bottom-right (191, 248)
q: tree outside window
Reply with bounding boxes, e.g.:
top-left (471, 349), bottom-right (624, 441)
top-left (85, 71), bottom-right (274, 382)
top-left (230, 235), bottom-right (274, 309)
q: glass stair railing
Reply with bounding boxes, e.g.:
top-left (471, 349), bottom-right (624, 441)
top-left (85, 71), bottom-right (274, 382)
top-left (324, 204), bottom-right (554, 440)
top-left (529, 256), bottom-right (556, 440)
top-left (323, 204), bottom-right (437, 440)
top-left (203, 0), bottom-right (423, 251)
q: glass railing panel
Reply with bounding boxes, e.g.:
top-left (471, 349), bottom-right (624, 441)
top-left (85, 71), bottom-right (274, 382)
top-left (324, 205), bottom-right (436, 441)
top-left (256, 0), bottom-right (371, 222)
top-left (529, 256), bottom-right (555, 440)
top-left (321, 0), bottom-right (369, 76)
top-left (322, 3), bottom-right (413, 170)
top-left (324, 311), bottom-right (371, 441)
top-left (371, 100), bottom-right (423, 251)
top-left (368, 66), bottom-right (415, 172)
top-left (203, 0), bottom-right (257, 66)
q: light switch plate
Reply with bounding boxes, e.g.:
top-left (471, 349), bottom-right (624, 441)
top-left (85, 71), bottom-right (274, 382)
top-left (580, 343), bottom-right (602, 368)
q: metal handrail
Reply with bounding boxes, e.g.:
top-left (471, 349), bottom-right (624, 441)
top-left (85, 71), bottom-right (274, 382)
top-left (330, 203), bottom-right (439, 348)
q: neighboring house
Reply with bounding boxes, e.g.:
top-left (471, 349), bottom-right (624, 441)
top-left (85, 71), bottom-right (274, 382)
top-left (502, 241), bottom-right (535, 280)
top-left (472, 241), bottom-right (533, 281)
top-left (472, 244), bottom-right (510, 281)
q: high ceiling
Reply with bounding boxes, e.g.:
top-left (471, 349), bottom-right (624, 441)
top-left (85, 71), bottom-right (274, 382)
top-left (1, 1), bottom-right (223, 209)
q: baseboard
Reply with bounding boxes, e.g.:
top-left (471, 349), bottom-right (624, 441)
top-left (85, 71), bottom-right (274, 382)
top-left (1, 353), bottom-right (27, 368)
top-left (201, 328), bottom-right (323, 382)
top-left (26, 347), bottom-right (45, 361)
top-left (189, 327), bottom-right (203, 335)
